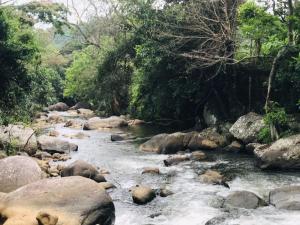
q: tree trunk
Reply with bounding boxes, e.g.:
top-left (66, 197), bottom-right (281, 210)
top-left (288, 0), bottom-right (294, 44)
top-left (265, 47), bottom-right (290, 112)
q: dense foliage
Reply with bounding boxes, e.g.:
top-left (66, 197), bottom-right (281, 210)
top-left (1, 0), bottom-right (300, 132)
top-left (0, 3), bottom-right (67, 124)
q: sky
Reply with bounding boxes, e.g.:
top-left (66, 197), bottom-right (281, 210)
top-left (11, 0), bottom-right (93, 22)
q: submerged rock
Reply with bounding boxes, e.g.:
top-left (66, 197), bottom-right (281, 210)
top-left (84, 116), bottom-right (128, 130)
top-left (190, 151), bottom-right (207, 161)
top-left (37, 135), bottom-right (78, 154)
top-left (142, 167), bottom-right (160, 175)
top-left (0, 124), bottom-right (37, 155)
top-left (163, 154), bottom-right (190, 166)
top-left (269, 186), bottom-right (300, 210)
top-left (199, 170), bottom-right (228, 187)
top-left (254, 134), bottom-right (300, 170)
top-left (0, 176), bottom-right (115, 225)
top-left (131, 185), bottom-right (156, 205)
top-left (47, 102), bottom-right (69, 111)
top-left (229, 112), bottom-right (265, 143)
top-left (61, 160), bottom-right (106, 183)
top-left (0, 156), bottom-right (42, 193)
top-left (223, 191), bottom-right (267, 209)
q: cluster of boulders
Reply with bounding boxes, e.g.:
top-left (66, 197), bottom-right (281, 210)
top-left (139, 112), bottom-right (300, 171)
top-left (0, 102), bottom-right (119, 225)
top-left (136, 111), bottom-right (300, 211)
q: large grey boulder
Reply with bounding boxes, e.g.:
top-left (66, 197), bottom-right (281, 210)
top-left (0, 156), bottom-right (42, 193)
top-left (223, 191), bottom-right (267, 209)
top-left (140, 130), bottom-right (221, 154)
top-left (254, 134), bottom-right (300, 169)
top-left (47, 102), bottom-right (69, 111)
top-left (83, 116), bottom-right (128, 130)
top-left (37, 135), bottom-right (78, 154)
top-left (0, 176), bottom-right (115, 225)
top-left (0, 125), bottom-right (37, 155)
top-left (269, 186), bottom-right (300, 210)
top-left (61, 160), bottom-right (106, 183)
top-left (230, 112), bottom-right (265, 143)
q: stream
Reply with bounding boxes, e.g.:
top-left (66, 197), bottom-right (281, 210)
top-left (50, 112), bottom-right (300, 225)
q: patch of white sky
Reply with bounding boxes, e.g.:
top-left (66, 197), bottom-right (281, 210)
top-left (12, 0), bottom-right (165, 23)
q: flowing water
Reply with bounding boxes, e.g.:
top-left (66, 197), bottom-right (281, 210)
top-left (51, 113), bottom-right (300, 225)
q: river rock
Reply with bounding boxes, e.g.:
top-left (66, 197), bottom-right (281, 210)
top-left (0, 124), bottom-right (37, 155)
top-left (199, 170), bottom-right (227, 186)
top-left (77, 108), bottom-right (95, 118)
top-left (47, 102), bottom-right (69, 111)
top-left (164, 154), bottom-right (190, 166)
top-left (83, 116), bottom-right (128, 130)
top-left (61, 160), bottom-right (106, 183)
top-left (37, 135), bottom-right (78, 154)
top-left (49, 130), bottom-right (60, 137)
top-left (142, 167), bottom-right (160, 175)
top-left (98, 182), bottom-right (116, 190)
top-left (159, 188), bottom-right (174, 197)
top-left (223, 191), bottom-right (267, 209)
top-left (47, 114), bottom-right (66, 124)
top-left (197, 127), bottom-right (228, 147)
top-left (224, 141), bottom-right (244, 152)
top-left (139, 133), bottom-right (168, 153)
top-left (0, 176), bottom-right (115, 225)
top-left (70, 102), bottom-right (91, 110)
top-left (140, 131), bottom-right (220, 154)
top-left (254, 134), bottom-right (300, 169)
top-left (111, 134), bottom-right (126, 141)
top-left (63, 132), bottom-right (90, 139)
top-left (269, 186), bottom-right (300, 210)
top-left (184, 131), bottom-right (219, 150)
top-left (229, 112), bottom-right (265, 143)
top-left (128, 119), bottom-right (145, 126)
top-left (131, 185), bottom-right (156, 205)
top-left (245, 142), bottom-right (263, 154)
top-left (0, 156), bottom-right (43, 193)
top-left (64, 119), bottom-right (84, 129)
top-left (191, 151), bottom-right (207, 161)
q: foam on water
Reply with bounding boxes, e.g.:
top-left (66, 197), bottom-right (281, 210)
top-left (50, 114), bottom-right (300, 225)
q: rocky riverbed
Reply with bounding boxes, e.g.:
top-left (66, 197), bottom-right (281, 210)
top-left (0, 103), bottom-right (300, 225)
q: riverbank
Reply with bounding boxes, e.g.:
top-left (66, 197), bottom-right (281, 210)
top-left (0, 103), bottom-right (300, 225)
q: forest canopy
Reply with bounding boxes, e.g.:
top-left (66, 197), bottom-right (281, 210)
top-left (0, 0), bottom-right (299, 136)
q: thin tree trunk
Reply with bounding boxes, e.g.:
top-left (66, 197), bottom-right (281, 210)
top-left (265, 47), bottom-right (289, 112)
top-left (288, 0), bottom-right (294, 44)
top-left (248, 75), bottom-right (252, 111)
